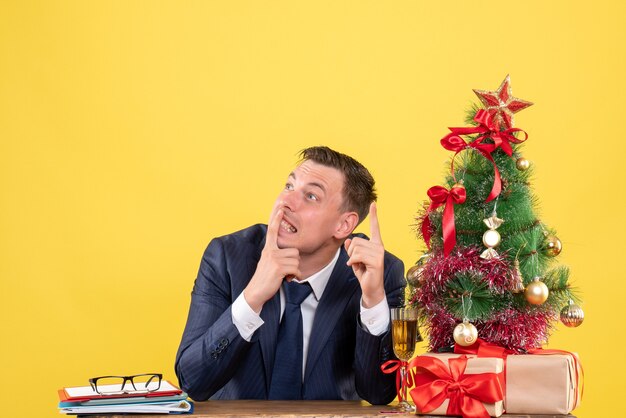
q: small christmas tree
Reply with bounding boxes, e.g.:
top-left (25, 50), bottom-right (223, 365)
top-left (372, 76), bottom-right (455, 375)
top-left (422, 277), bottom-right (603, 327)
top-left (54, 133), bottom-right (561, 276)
top-left (408, 75), bottom-right (584, 352)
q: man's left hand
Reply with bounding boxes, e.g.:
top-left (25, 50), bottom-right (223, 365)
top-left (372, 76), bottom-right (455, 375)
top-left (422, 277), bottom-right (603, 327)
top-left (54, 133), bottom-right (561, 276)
top-left (344, 202), bottom-right (386, 308)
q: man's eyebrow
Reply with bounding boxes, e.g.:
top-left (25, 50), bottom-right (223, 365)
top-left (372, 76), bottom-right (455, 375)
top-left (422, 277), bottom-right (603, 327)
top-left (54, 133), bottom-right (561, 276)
top-left (308, 182), bottom-right (326, 192)
top-left (287, 172), bottom-right (326, 193)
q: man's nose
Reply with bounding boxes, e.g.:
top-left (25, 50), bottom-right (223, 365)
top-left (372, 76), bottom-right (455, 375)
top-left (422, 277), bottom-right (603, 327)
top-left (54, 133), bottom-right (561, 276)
top-left (279, 192), bottom-right (298, 212)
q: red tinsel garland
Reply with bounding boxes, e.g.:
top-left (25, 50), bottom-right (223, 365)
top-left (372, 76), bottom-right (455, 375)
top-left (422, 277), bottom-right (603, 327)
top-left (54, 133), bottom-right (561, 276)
top-left (416, 247), bottom-right (514, 301)
top-left (411, 247), bottom-right (557, 352)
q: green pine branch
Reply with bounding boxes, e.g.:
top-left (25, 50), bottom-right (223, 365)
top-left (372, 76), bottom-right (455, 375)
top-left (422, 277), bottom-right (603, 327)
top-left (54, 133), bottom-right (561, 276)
top-left (443, 272), bottom-right (507, 321)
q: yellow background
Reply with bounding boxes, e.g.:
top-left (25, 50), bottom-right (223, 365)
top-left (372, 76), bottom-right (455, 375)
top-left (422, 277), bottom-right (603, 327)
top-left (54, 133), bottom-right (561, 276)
top-left (1, 1), bottom-right (623, 417)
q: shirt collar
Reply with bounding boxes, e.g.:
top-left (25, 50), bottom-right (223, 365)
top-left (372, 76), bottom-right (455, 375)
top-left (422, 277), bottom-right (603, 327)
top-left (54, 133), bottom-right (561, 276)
top-left (294, 248), bottom-right (341, 301)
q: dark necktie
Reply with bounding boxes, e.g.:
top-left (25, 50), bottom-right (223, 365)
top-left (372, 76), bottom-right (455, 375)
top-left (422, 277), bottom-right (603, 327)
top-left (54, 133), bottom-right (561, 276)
top-left (268, 281), bottom-right (313, 399)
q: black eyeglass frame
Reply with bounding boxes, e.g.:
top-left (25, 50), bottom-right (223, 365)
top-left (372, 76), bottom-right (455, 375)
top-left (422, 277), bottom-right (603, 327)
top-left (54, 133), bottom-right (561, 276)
top-left (89, 373), bottom-right (163, 395)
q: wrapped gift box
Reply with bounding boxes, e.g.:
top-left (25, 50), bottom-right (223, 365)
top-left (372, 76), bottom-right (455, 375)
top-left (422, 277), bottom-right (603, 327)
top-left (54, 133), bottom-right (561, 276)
top-left (505, 352), bottom-right (582, 414)
top-left (410, 353), bottom-right (504, 417)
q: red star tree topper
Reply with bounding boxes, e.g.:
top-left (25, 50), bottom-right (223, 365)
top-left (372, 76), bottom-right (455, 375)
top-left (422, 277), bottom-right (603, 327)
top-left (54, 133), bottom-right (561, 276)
top-left (473, 74), bottom-right (533, 129)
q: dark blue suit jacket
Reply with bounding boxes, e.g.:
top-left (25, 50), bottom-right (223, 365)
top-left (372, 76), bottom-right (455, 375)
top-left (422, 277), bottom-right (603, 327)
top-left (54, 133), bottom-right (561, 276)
top-left (175, 224), bottom-right (406, 404)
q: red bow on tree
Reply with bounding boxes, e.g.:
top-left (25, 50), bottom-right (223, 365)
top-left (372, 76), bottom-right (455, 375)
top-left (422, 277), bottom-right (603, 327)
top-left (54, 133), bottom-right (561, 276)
top-left (409, 355), bottom-right (504, 418)
top-left (421, 184), bottom-right (466, 257)
top-left (440, 109), bottom-right (528, 202)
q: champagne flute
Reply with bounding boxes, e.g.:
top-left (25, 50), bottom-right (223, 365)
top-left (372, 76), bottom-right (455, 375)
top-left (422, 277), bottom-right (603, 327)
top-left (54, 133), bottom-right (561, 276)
top-left (390, 307), bottom-right (421, 412)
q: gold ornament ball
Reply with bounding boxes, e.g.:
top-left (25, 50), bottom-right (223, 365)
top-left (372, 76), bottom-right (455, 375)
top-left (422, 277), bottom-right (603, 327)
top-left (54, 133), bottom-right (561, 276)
top-left (453, 321), bottom-right (478, 346)
top-left (482, 229), bottom-right (501, 248)
top-left (516, 157), bottom-right (530, 171)
top-left (560, 303), bottom-right (584, 327)
top-left (525, 278), bottom-right (549, 305)
top-left (417, 252), bottom-right (432, 265)
top-left (406, 264), bottom-right (423, 285)
top-left (543, 235), bottom-right (562, 257)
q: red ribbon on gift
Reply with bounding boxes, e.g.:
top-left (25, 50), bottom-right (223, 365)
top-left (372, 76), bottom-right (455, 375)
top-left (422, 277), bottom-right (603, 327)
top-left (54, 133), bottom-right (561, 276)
top-left (380, 360), bottom-right (414, 402)
top-left (454, 338), bottom-right (514, 393)
top-left (409, 355), bottom-right (504, 418)
top-left (454, 338), bottom-right (515, 359)
top-left (527, 347), bottom-right (585, 407)
top-left (421, 185), bottom-right (466, 256)
top-left (440, 109), bottom-right (528, 202)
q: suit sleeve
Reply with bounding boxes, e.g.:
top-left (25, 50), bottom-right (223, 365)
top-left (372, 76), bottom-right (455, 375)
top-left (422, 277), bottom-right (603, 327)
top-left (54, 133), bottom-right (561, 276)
top-left (174, 238), bottom-right (255, 401)
top-left (353, 254), bottom-right (406, 405)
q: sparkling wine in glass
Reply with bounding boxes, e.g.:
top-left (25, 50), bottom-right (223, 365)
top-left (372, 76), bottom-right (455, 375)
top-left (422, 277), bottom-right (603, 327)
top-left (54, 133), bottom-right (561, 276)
top-left (390, 307), bottom-right (421, 412)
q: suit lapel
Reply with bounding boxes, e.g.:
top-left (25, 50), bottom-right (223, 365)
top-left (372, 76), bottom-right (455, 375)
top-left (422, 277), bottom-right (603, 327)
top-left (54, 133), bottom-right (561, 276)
top-left (304, 248), bottom-right (359, 381)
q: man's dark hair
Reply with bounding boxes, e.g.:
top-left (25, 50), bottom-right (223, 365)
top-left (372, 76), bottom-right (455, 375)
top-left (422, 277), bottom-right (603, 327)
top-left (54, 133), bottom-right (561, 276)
top-left (299, 146), bottom-right (377, 224)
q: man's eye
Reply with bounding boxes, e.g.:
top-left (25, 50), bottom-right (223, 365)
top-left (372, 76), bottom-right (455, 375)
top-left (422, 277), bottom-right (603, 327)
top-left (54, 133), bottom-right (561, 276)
top-left (307, 193), bottom-right (318, 201)
top-left (285, 183), bottom-right (294, 190)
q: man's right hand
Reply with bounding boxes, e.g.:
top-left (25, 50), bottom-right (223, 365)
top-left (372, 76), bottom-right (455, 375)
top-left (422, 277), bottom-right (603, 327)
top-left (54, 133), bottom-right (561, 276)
top-left (243, 206), bottom-right (301, 313)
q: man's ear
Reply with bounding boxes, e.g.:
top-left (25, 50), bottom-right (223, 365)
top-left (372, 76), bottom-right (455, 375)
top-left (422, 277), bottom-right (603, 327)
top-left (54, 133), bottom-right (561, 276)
top-left (334, 212), bottom-right (359, 240)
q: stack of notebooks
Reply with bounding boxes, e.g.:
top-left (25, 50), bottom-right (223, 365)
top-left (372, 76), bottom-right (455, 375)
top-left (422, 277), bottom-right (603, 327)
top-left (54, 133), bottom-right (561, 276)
top-left (57, 380), bottom-right (193, 415)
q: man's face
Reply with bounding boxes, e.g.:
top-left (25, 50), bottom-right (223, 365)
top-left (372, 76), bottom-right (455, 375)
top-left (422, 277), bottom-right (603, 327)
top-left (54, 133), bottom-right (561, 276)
top-left (274, 160), bottom-right (350, 255)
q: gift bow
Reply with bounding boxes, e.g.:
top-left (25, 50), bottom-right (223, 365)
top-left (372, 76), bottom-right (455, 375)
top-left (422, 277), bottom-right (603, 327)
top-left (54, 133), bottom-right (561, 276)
top-left (421, 185), bottom-right (466, 256)
top-left (409, 355), bottom-right (503, 418)
top-left (380, 360), bottom-right (414, 402)
top-left (440, 109), bottom-right (528, 202)
top-left (454, 338), bottom-right (513, 393)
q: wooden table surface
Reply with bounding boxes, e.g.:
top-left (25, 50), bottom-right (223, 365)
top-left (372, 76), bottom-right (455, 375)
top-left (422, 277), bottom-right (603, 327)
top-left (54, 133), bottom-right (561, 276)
top-left (79, 399), bottom-right (576, 418)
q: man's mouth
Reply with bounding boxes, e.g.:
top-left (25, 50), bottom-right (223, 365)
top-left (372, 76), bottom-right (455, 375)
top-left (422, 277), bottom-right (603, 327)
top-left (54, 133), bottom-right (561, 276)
top-left (280, 219), bottom-right (297, 233)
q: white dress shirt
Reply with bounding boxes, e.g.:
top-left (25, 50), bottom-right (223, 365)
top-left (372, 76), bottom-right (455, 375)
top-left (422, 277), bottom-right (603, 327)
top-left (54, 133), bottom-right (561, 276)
top-left (231, 248), bottom-right (390, 377)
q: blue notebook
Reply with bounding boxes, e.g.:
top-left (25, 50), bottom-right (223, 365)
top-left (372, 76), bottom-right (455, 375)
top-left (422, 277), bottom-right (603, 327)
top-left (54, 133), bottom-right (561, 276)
top-left (59, 399), bottom-right (193, 415)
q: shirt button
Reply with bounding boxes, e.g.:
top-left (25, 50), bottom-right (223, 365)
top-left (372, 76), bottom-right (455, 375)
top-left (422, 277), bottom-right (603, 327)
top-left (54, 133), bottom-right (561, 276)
top-left (368, 319), bottom-right (375, 325)
top-left (247, 323), bottom-right (254, 329)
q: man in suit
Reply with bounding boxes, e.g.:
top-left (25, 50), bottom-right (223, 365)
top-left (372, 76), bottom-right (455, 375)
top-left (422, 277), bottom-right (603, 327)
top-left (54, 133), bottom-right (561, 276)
top-left (175, 146), bottom-right (405, 404)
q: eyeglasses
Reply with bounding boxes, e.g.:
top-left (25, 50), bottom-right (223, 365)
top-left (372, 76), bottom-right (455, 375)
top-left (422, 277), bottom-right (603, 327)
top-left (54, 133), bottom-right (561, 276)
top-left (89, 373), bottom-right (162, 395)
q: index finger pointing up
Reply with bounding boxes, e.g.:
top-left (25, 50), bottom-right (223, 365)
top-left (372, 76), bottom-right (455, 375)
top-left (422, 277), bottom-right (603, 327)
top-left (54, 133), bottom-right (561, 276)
top-left (266, 207), bottom-right (283, 249)
top-left (369, 202), bottom-right (383, 244)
